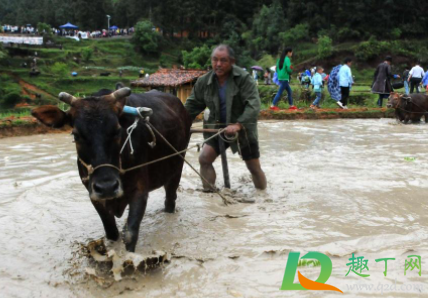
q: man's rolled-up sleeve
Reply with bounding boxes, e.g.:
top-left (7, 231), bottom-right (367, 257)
top-left (237, 75), bottom-right (260, 125)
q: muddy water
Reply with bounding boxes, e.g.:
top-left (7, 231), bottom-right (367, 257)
top-left (0, 119), bottom-right (427, 298)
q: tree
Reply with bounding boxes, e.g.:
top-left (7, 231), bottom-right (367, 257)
top-left (132, 20), bottom-right (161, 55)
top-left (181, 45), bottom-right (211, 69)
top-left (37, 22), bottom-right (52, 36)
top-left (250, 0), bottom-right (286, 55)
top-left (317, 35), bottom-right (332, 59)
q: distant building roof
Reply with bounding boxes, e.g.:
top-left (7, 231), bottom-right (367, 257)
top-left (131, 68), bottom-right (207, 88)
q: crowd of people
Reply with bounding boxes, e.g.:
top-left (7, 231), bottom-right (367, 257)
top-left (1, 24), bottom-right (134, 39)
top-left (2, 24), bottom-right (35, 34)
top-left (267, 50), bottom-right (428, 110)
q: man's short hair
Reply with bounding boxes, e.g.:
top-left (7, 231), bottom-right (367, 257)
top-left (385, 56), bottom-right (392, 62)
top-left (344, 57), bottom-right (352, 64)
top-left (212, 44), bottom-right (236, 60)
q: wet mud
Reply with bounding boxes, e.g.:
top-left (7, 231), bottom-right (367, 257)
top-left (0, 119), bottom-right (427, 297)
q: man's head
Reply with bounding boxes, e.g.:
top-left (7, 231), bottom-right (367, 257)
top-left (385, 56), bottom-right (392, 64)
top-left (211, 44), bottom-right (235, 79)
top-left (317, 66), bottom-right (324, 73)
top-left (344, 57), bottom-right (353, 66)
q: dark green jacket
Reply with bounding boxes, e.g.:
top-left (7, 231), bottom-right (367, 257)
top-left (184, 65), bottom-right (260, 153)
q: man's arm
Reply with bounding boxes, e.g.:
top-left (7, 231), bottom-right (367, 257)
top-left (184, 80), bottom-right (206, 121)
top-left (237, 75), bottom-right (261, 125)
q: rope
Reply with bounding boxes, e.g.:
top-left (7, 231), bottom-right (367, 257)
top-left (146, 121), bottom-right (232, 206)
top-left (78, 126), bottom-right (232, 205)
top-left (120, 118), bottom-right (139, 155)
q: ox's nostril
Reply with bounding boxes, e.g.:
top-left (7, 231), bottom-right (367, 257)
top-left (112, 180), bottom-right (119, 192)
top-left (93, 182), bottom-right (103, 194)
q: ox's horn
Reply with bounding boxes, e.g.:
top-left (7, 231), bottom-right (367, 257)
top-left (111, 87), bottom-right (131, 99)
top-left (58, 92), bottom-right (77, 105)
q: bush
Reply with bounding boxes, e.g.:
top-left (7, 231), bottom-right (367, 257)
top-left (37, 22), bottom-right (52, 36)
top-left (391, 28), bottom-right (402, 39)
top-left (1, 93), bottom-right (21, 108)
top-left (257, 54), bottom-right (275, 69)
top-left (81, 47), bottom-right (93, 62)
top-left (132, 20), bottom-right (161, 55)
top-left (355, 36), bottom-right (389, 61)
top-left (317, 35), bottom-right (333, 59)
top-left (51, 62), bottom-right (69, 77)
top-left (280, 23), bottom-right (310, 44)
top-left (181, 45), bottom-right (212, 69)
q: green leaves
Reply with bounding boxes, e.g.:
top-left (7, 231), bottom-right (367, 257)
top-left (132, 20), bottom-right (161, 55)
top-left (317, 36), bottom-right (333, 59)
top-left (181, 45), bottom-right (211, 69)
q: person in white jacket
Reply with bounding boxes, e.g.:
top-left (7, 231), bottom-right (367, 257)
top-left (408, 63), bottom-right (425, 93)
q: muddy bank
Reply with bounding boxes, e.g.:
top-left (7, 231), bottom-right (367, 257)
top-left (0, 108), bottom-right (397, 139)
top-left (0, 121), bottom-right (70, 138)
top-left (260, 107), bottom-right (395, 120)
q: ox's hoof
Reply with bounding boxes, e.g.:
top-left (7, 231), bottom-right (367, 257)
top-left (164, 202), bottom-right (176, 213)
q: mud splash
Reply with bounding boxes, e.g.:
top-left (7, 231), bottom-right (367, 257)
top-left (0, 119), bottom-right (427, 297)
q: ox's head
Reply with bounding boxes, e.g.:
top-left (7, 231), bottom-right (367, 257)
top-left (387, 92), bottom-right (406, 109)
top-left (32, 88), bottom-right (131, 201)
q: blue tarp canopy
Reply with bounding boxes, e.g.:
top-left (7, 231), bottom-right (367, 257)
top-left (110, 26), bottom-right (118, 30)
top-left (59, 23), bottom-right (78, 29)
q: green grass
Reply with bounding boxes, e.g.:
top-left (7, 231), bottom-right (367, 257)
top-left (0, 109), bottom-right (31, 119)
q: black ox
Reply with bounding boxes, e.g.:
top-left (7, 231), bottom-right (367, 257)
top-left (387, 92), bottom-right (428, 124)
top-left (32, 87), bottom-right (192, 251)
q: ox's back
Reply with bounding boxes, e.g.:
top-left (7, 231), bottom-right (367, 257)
top-left (117, 90), bottom-right (192, 193)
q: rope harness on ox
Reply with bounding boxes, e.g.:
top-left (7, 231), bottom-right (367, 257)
top-left (392, 95), bottom-right (428, 115)
top-left (78, 107), bottom-right (235, 205)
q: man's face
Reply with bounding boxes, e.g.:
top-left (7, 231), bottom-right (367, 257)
top-left (211, 49), bottom-right (234, 78)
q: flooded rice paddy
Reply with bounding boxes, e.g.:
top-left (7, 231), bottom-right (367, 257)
top-left (0, 119), bottom-right (427, 297)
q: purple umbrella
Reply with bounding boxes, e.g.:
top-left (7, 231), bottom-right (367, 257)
top-left (251, 66), bottom-right (264, 71)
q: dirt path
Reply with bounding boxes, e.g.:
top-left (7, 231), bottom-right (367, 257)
top-left (2, 71), bottom-right (56, 102)
top-left (17, 77), bottom-right (56, 100)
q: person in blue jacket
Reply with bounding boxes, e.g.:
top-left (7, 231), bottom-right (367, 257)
top-left (310, 66), bottom-right (324, 109)
top-left (338, 58), bottom-right (354, 109)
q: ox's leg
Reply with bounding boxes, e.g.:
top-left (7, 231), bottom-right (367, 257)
top-left (92, 201), bottom-right (119, 241)
top-left (164, 173), bottom-right (181, 213)
top-left (125, 192), bottom-right (148, 252)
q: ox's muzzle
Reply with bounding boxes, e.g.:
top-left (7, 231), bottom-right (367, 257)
top-left (90, 175), bottom-right (123, 201)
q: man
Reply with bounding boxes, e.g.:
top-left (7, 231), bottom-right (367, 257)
top-left (372, 56), bottom-right (398, 107)
top-left (184, 45), bottom-right (267, 191)
top-left (403, 67), bottom-right (410, 95)
top-left (408, 63), bottom-right (425, 93)
top-left (338, 58), bottom-right (353, 109)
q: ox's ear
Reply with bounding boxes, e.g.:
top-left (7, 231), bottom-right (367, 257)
top-left (31, 105), bottom-right (70, 128)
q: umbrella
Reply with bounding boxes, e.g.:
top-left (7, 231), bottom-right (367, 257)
top-left (251, 65), bottom-right (263, 71)
top-left (59, 22), bottom-right (79, 29)
top-left (26, 24), bottom-right (32, 27)
top-left (110, 26), bottom-right (118, 30)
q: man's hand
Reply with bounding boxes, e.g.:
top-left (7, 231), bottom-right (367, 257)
top-left (224, 123), bottom-right (242, 136)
